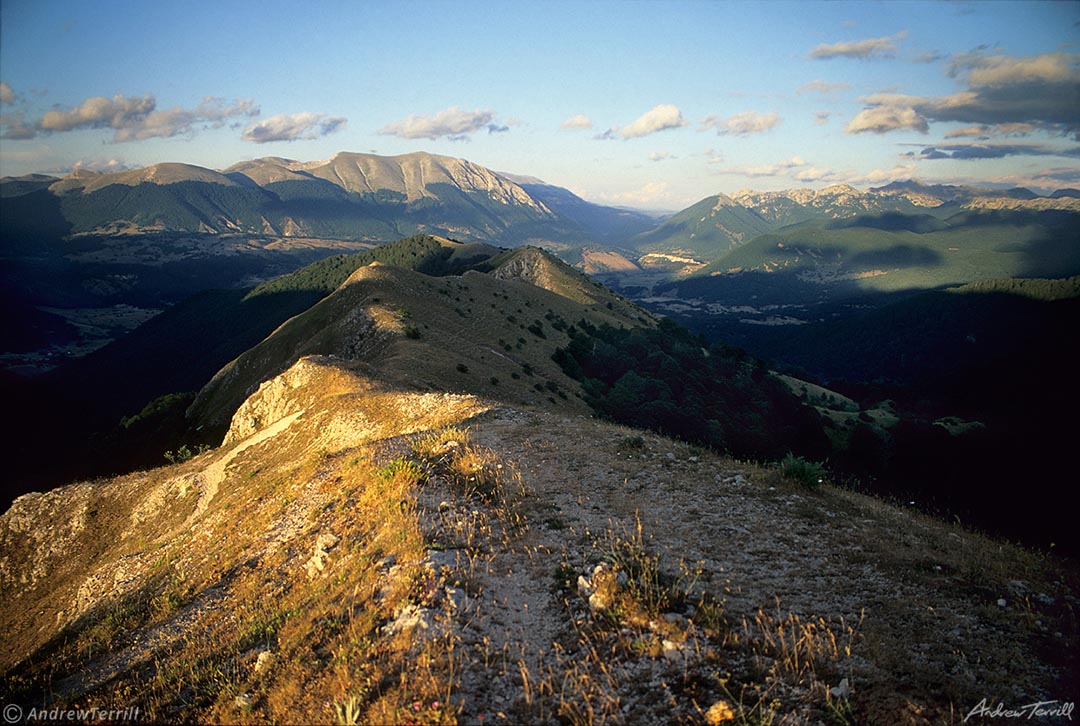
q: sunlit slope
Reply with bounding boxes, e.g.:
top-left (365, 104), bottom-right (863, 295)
top-left (190, 247), bottom-right (652, 430)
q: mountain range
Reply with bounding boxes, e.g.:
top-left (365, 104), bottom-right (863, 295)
top-left (1, 152), bottom-right (655, 245)
top-left (630, 180), bottom-right (1080, 261)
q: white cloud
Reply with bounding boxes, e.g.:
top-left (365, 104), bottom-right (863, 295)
top-left (378, 107), bottom-right (500, 140)
top-left (846, 100), bottom-right (930, 134)
top-left (846, 52), bottom-right (1080, 136)
top-left (242, 112), bottom-right (346, 143)
top-left (792, 166), bottom-right (845, 183)
top-left (2, 93), bottom-right (260, 141)
top-left (809, 33), bottom-right (905, 60)
top-left (701, 111), bottom-right (781, 136)
top-left (70, 158), bottom-right (131, 173)
top-left (594, 127), bottom-right (619, 141)
top-left (38, 94), bottom-right (156, 133)
top-left (115, 97), bottom-right (260, 141)
top-left (814, 111), bottom-right (832, 125)
top-left (0, 82), bottom-right (14, 104)
top-left (561, 114), bottom-right (593, 130)
top-left (953, 51), bottom-right (1078, 86)
top-left (620, 105), bottom-right (687, 139)
top-left (848, 163), bottom-right (920, 185)
top-left (648, 150), bottom-right (672, 162)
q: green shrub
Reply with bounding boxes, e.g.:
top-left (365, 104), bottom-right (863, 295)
top-left (779, 453), bottom-right (827, 488)
top-left (376, 457), bottom-right (426, 484)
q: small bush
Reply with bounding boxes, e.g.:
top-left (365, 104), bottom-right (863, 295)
top-left (376, 457), bottom-right (426, 484)
top-left (779, 453), bottom-right (827, 488)
top-left (164, 443), bottom-right (211, 465)
top-left (456, 363), bottom-right (469, 374)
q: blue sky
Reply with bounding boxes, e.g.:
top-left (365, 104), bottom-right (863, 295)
top-left (1, 0), bottom-right (1077, 209)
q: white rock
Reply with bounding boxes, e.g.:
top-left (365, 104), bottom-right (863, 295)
top-left (661, 639), bottom-right (683, 661)
top-left (255, 650), bottom-right (274, 674)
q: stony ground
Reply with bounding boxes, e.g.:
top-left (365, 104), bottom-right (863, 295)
top-left (1, 358), bottom-right (1076, 724)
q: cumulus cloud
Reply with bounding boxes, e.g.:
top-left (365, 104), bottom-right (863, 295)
top-left (620, 105), bottom-right (687, 139)
top-left (846, 52), bottom-right (1080, 136)
top-left (701, 111), bottom-right (781, 136)
top-left (378, 107), bottom-right (502, 140)
top-left (561, 114), bottom-right (593, 130)
top-left (815, 111), bottom-right (833, 125)
top-left (951, 51), bottom-right (1077, 86)
top-left (809, 33), bottom-right (904, 60)
top-left (849, 163), bottom-right (920, 185)
top-left (37, 94), bottom-right (155, 133)
top-left (0, 82), bottom-right (14, 104)
top-left (115, 97), bottom-right (260, 141)
top-left (593, 127), bottom-right (619, 141)
top-left (70, 158), bottom-right (131, 173)
top-left (648, 150), bottom-right (673, 162)
top-left (2, 93), bottom-right (260, 141)
top-left (846, 100), bottom-right (930, 134)
top-left (796, 80), bottom-right (851, 96)
top-left (242, 112), bottom-right (346, 143)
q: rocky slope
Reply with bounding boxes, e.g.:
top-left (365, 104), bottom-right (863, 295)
top-left (2, 350), bottom-right (1076, 724)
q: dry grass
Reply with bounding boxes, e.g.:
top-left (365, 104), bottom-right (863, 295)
top-left (3, 362), bottom-right (1077, 725)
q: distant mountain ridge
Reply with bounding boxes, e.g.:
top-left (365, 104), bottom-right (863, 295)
top-left (633, 179), bottom-right (1080, 260)
top-left (0, 152), bottom-right (645, 246)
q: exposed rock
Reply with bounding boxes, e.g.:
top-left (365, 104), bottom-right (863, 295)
top-left (254, 651), bottom-right (275, 674)
top-left (830, 677), bottom-right (851, 699)
top-left (304, 531), bottom-right (340, 578)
